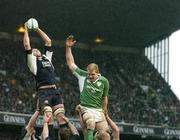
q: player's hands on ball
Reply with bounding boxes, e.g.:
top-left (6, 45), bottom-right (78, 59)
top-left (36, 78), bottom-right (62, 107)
top-left (66, 35), bottom-right (76, 48)
top-left (25, 18), bottom-right (39, 31)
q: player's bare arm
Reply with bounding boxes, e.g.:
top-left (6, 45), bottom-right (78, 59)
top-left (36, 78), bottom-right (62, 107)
top-left (36, 28), bottom-right (52, 47)
top-left (102, 96), bottom-right (108, 115)
top-left (106, 115), bottom-right (120, 140)
top-left (23, 23), bottom-right (31, 50)
top-left (62, 115), bottom-right (80, 136)
top-left (65, 35), bottom-right (78, 72)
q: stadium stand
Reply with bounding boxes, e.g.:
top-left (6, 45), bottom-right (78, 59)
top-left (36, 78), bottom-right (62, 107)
top-left (0, 38), bottom-right (179, 129)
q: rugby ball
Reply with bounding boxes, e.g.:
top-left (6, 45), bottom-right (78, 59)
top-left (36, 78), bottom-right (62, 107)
top-left (26, 18), bottom-right (39, 30)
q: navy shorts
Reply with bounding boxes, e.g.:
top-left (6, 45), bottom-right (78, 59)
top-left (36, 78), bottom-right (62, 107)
top-left (38, 88), bottom-right (63, 110)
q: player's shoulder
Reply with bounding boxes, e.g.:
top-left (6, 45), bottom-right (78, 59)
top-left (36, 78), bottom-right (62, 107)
top-left (74, 67), bottom-right (88, 76)
top-left (99, 75), bottom-right (109, 83)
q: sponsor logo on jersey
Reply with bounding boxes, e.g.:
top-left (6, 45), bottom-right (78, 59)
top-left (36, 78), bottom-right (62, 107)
top-left (97, 81), bottom-right (102, 87)
top-left (42, 61), bottom-right (51, 67)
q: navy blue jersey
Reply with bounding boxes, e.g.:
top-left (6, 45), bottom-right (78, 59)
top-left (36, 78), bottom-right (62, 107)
top-left (26, 46), bottom-right (57, 89)
top-left (35, 54), bottom-right (56, 88)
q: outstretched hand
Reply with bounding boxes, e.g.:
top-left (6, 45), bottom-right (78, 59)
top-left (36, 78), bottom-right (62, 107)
top-left (66, 35), bottom-right (76, 48)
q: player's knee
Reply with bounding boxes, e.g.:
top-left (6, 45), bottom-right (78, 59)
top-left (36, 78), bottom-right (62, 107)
top-left (83, 113), bottom-right (95, 129)
top-left (95, 130), bottom-right (110, 140)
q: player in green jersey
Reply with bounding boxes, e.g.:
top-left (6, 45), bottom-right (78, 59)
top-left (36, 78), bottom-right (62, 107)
top-left (65, 35), bottom-right (110, 140)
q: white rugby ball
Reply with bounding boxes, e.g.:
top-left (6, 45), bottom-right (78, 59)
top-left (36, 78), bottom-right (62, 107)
top-left (26, 18), bottom-right (39, 30)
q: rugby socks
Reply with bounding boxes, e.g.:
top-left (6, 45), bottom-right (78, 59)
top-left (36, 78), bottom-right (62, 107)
top-left (84, 128), bottom-right (94, 140)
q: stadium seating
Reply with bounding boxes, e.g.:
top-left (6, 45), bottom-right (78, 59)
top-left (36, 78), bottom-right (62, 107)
top-left (0, 39), bottom-right (179, 128)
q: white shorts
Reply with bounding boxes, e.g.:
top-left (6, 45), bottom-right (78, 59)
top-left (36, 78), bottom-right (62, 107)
top-left (80, 105), bottom-right (106, 123)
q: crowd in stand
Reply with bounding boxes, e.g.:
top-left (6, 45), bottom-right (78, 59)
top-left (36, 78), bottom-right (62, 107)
top-left (0, 39), bottom-right (179, 128)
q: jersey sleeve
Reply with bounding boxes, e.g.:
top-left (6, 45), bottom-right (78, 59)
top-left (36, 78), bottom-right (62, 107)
top-left (73, 67), bottom-right (87, 92)
top-left (26, 49), bottom-right (37, 75)
top-left (73, 67), bottom-right (87, 78)
top-left (102, 77), bottom-right (109, 97)
top-left (44, 46), bottom-right (53, 61)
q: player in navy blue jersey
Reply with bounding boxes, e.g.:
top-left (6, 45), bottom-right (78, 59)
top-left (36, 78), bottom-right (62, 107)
top-left (23, 20), bottom-right (75, 139)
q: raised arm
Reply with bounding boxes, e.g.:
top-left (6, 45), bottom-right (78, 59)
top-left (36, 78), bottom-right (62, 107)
top-left (42, 113), bottom-right (51, 140)
top-left (36, 27), bottom-right (53, 61)
top-left (26, 111), bottom-right (39, 131)
top-left (62, 116), bottom-right (80, 136)
top-left (102, 78), bottom-right (109, 115)
top-left (36, 28), bottom-right (52, 47)
top-left (23, 23), bottom-right (37, 75)
top-left (23, 23), bottom-right (31, 50)
top-left (65, 35), bottom-right (78, 72)
top-left (106, 115), bottom-right (120, 140)
top-left (102, 96), bottom-right (108, 117)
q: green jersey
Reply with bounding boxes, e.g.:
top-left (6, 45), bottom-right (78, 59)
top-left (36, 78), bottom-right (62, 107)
top-left (73, 67), bottom-right (109, 109)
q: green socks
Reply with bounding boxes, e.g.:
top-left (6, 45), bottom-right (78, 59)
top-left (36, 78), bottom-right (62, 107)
top-left (84, 128), bottom-right (94, 140)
